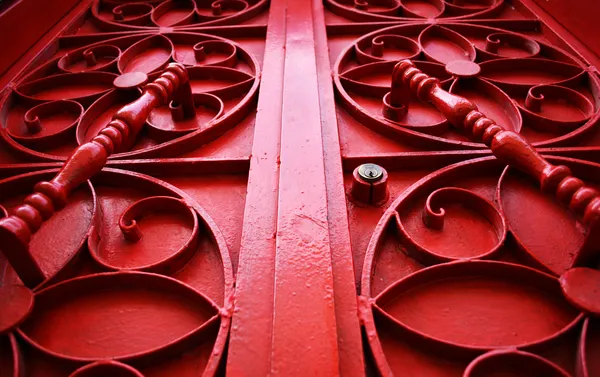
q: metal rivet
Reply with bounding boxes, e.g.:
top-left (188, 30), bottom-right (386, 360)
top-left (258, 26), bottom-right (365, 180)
top-left (358, 163), bottom-right (383, 182)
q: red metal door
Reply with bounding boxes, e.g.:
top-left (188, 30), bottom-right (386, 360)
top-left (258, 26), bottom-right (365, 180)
top-left (0, 0), bottom-right (599, 376)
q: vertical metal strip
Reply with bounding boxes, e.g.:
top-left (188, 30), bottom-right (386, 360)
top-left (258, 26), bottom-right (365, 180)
top-left (226, 0), bottom-right (286, 375)
top-left (311, 0), bottom-right (366, 375)
top-left (270, 0), bottom-right (340, 375)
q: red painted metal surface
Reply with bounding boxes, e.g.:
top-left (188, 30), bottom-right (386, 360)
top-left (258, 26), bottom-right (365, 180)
top-left (0, 0), bottom-right (82, 78)
top-left (1, 0), bottom-right (600, 376)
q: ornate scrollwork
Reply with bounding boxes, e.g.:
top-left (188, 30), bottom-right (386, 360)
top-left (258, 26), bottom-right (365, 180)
top-left (1, 32), bottom-right (259, 161)
top-left (1, 56), bottom-right (237, 377)
top-left (333, 23), bottom-right (600, 150)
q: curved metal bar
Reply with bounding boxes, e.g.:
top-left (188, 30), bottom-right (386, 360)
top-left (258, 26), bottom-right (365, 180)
top-left (0, 63), bottom-right (193, 287)
top-left (389, 59), bottom-right (600, 265)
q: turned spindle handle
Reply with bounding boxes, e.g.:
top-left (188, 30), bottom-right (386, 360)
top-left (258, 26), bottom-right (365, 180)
top-left (389, 60), bottom-right (600, 261)
top-left (0, 63), bottom-right (193, 287)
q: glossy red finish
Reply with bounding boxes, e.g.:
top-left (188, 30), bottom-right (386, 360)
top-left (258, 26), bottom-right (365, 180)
top-left (391, 59), bottom-right (600, 266)
top-left (273, 0), bottom-right (341, 373)
top-left (464, 349), bottom-right (571, 377)
top-left (1, 0), bottom-right (600, 376)
top-left (69, 360), bottom-right (145, 377)
top-left (531, 0), bottom-right (600, 67)
top-left (0, 285), bottom-right (34, 333)
top-left (560, 268), bottom-right (600, 316)
top-left (0, 64), bottom-right (191, 287)
top-left (328, 1), bottom-right (600, 376)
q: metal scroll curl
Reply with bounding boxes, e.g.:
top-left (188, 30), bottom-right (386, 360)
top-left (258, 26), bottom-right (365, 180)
top-left (333, 22), bottom-right (600, 150)
top-left (0, 31), bottom-right (260, 161)
top-left (361, 156), bottom-right (600, 377)
top-left (0, 167), bottom-right (233, 376)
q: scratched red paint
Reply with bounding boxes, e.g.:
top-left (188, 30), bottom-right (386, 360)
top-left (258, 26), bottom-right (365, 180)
top-left (0, 0), bottom-right (599, 376)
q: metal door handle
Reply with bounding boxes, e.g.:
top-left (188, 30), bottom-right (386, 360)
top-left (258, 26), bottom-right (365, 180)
top-left (0, 63), bottom-right (194, 288)
top-left (388, 59), bottom-right (600, 264)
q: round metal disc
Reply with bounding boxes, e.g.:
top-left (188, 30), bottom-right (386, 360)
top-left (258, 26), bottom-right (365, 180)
top-left (113, 72), bottom-right (148, 90)
top-left (445, 60), bottom-right (481, 78)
